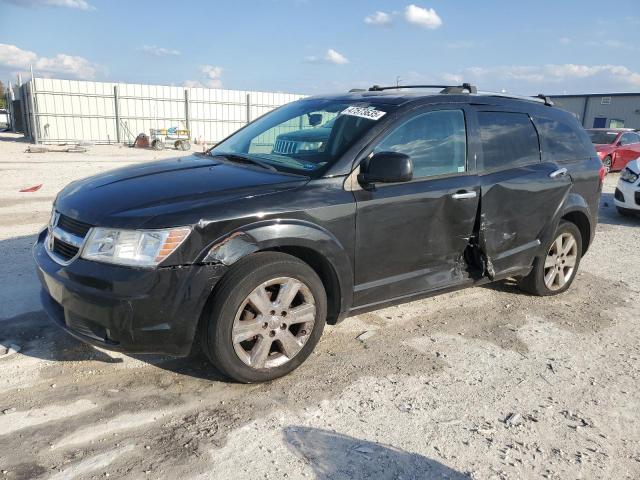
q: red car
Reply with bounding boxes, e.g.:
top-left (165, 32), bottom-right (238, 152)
top-left (587, 128), bottom-right (640, 172)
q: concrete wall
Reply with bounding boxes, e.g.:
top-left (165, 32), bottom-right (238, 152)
top-left (24, 77), bottom-right (306, 144)
top-left (551, 94), bottom-right (640, 129)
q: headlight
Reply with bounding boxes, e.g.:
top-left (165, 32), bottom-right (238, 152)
top-left (81, 227), bottom-right (191, 267)
top-left (296, 141), bottom-right (324, 152)
top-left (620, 168), bottom-right (639, 184)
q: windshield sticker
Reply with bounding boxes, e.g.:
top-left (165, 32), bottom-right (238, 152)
top-left (341, 106), bottom-right (387, 121)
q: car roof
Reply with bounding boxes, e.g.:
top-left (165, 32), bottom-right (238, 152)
top-left (304, 89), bottom-right (554, 109)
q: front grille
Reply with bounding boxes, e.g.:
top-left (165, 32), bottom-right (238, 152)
top-left (615, 188), bottom-right (625, 202)
top-left (52, 237), bottom-right (79, 260)
top-left (273, 139), bottom-right (297, 155)
top-left (57, 214), bottom-right (91, 237)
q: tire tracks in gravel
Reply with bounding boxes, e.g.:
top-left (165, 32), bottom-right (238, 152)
top-left (0, 270), bottom-right (634, 479)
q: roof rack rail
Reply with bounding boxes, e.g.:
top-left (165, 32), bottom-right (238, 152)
top-left (368, 83), bottom-right (477, 94)
top-left (536, 94), bottom-right (554, 106)
top-left (476, 90), bottom-right (553, 106)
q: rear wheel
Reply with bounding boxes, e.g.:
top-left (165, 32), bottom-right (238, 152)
top-left (201, 252), bottom-right (326, 383)
top-left (603, 156), bottom-right (612, 173)
top-left (180, 140), bottom-right (191, 151)
top-left (518, 221), bottom-right (582, 296)
top-left (152, 139), bottom-right (164, 151)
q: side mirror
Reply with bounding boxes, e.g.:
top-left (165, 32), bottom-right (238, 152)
top-left (308, 113), bottom-right (323, 127)
top-left (357, 151), bottom-right (413, 186)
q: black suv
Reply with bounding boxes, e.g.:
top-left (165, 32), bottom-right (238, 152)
top-left (34, 84), bottom-right (603, 383)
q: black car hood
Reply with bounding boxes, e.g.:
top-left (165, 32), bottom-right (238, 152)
top-left (55, 155), bottom-right (308, 229)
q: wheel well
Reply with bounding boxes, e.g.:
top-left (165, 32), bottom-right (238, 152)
top-left (562, 211), bottom-right (591, 254)
top-left (263, 246), bottom-right (342, 325)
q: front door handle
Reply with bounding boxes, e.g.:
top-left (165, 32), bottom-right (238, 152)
top-left (451, 190), bottom-right (477, 200)
top-left (549, 167), bottom-right (568, 178)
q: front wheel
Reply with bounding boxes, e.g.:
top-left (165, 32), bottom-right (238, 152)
top-left (518, 221), bottom-right (582, 296)
top-left (201, 252), bottom-right (327, 383)
top-left (602, 156), bottom-right (612, 173)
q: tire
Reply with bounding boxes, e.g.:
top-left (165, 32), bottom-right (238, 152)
top-left (201, 252), bottom-right (327, 383)
top-left (174, 140), bottom-right (182, 150)
top-left (603, 156), bottom-right (612, 173)
top-left (152, 140), bottom-right (164, 151)
top-left (180, 141), bottom-right (191, 151)
top-left (617, 206), bottom-right (637, 216)
top-left (518, 220), bottom-right (582, 296)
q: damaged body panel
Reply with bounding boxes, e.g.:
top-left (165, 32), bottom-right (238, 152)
top-left (477, 165), bottom-right (573, 279)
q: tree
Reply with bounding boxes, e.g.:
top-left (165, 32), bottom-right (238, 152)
top-left (0, 81), bottom-right (6, 109)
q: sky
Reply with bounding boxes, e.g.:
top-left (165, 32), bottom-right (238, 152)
top-left (1, 0), bottom-right (640, 96)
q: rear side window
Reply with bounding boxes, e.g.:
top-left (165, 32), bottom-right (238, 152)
top-left (478, 112), bottom-right (540, 171)
top-left (534, 116), bottom-right (596, 163)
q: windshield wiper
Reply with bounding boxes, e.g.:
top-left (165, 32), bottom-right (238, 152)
top-left (210, 152), bottom-right (277, 172)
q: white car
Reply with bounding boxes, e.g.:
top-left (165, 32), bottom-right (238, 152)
top-left (614, 158), bottom-right (640, 215)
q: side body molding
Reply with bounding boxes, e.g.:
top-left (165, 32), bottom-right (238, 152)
top-left (201, 219), bottom-right (354, 319)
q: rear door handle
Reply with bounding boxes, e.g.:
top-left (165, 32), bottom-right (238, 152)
top-left (451, 190), bottom-right (477, 200)
top-left (549, 168), bottom-right (568, 178)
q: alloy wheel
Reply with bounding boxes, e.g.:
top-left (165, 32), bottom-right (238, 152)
top-left (232, 277), bottom-right (316, 369)
top-left (543, 232), bottom-right (578, 291)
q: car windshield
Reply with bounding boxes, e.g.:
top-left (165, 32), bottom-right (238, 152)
top-left (587, 130), bottom-right (618, 144)
top-left (209, 98), bottom-right (393, 175)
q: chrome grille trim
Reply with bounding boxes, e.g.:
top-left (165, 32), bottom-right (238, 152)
top-left (273, 139), bottom-right (298, 155)
top-left (52, 226), bottom-right (84, 248)
top-left (45, 211), bottom-right (91, 266)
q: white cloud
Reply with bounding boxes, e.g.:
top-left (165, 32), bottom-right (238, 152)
top-left (443, 63), bottom-right (640, 91)
top-left (201, 65), bottom-right (223, 87)
top-left (364, 11), bottom-right (392, 26)
top-left (183, 80), bottom-right (204, 88)
top-left (2, 0), bottom-right (94, 10)
top-left (185, 65), bottom-right (224, 88)
top-left (405, 5), bottom-right (442, 29)
top-left (305, 49), bottom-right (349, 65)
top-left (140, 45), bottom-right (180, 57)
top-left (0, 43), bottom-right (102, 78)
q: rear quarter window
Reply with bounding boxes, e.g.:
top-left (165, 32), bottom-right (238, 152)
top-left (534, 116), bottom-right (596, 163)
top-left (477, 112), bottom-right (540, 171)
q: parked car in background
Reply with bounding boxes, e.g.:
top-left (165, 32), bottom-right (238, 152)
top-left (614, 158), bottom-right (640, 216)
top-left (0, 109), bottom-right (9, 129)
top-left (587, 128), bottom-right (640, 172)
top-left (35, 84), bottom-right (604, 383)
top-left (272, 117), bottom-right (335, 155)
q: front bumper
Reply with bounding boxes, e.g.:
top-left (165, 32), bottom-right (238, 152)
top-left (614, 178), bottom-right (640, 211)
top-left (34, 229), bottom-right (227, 356)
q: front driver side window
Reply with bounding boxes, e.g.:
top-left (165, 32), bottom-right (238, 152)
top-left (373, 110), bottom-right (467, 178)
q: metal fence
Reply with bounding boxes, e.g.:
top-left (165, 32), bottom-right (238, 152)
top-left (11, 77), bottom-right (306, 145)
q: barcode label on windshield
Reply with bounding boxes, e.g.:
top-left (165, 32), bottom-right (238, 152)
top-left (341, 106), bottom-right (387, 121)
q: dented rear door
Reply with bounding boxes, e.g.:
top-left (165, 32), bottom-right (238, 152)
top-left (475, 109), bottom-right (572, 278)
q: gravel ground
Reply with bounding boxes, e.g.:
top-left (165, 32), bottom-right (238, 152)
top-left (0, 131), bottom-right (639, 480)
